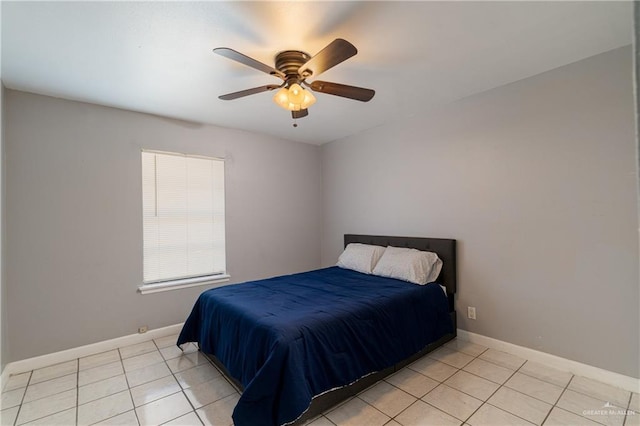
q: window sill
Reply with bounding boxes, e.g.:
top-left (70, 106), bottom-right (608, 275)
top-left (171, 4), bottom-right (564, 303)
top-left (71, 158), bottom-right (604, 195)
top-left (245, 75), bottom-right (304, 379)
top-left (138, 274), bottom-right (231, 295)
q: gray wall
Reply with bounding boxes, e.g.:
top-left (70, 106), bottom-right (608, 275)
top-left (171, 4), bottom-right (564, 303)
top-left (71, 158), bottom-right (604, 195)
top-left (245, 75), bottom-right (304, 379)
top-left (321, 46), bottom-right (639, 378)
top-left (636, 0), bottom-right (640, 270)
top-left (1, 1), bottom-right (5, 371)
top-left (4, 90), bottom-right (321, 362)
top-left (1, 82), bottom-right (5, 371)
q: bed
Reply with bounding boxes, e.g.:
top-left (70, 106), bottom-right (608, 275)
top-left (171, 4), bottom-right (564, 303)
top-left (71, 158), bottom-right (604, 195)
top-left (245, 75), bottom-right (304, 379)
top-left (177, 234), bottom-right (457, 426)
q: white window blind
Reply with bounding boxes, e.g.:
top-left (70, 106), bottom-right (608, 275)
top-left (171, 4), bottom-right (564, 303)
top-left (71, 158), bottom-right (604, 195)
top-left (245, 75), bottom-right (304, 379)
top-left (142, 151), bottom-right (226, 284)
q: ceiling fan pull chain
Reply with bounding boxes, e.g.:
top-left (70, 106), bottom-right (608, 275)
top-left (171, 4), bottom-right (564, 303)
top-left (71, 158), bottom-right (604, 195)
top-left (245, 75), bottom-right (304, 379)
top-left (293, 118), bottom-right (298, 128)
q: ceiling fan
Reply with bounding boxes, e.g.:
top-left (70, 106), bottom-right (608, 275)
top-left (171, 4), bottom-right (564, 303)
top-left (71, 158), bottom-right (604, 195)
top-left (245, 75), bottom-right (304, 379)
top-left (214, 39), bottom-right (375, 121)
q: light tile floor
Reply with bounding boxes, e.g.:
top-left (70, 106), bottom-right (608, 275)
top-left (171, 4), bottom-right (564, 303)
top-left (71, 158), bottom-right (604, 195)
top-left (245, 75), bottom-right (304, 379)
top-left (1, 337), bottom-right (638, 426)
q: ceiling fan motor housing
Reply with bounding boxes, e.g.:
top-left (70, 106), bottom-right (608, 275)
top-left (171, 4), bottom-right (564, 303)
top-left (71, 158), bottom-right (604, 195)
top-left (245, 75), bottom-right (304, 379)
top-left (274, 50), bottom-right (312, 85)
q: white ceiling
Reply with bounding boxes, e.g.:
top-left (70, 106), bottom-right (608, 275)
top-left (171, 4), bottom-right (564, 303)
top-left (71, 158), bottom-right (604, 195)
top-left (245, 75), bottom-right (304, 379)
top-left (1, 1), bottom-right (633, 145)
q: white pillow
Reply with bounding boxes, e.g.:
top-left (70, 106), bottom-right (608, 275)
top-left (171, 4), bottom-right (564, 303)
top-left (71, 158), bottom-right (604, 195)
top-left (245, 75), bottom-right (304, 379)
top-left (372, 246), bottom-right (442, 285)
top-left (336, 243), bottom-right (386, 274)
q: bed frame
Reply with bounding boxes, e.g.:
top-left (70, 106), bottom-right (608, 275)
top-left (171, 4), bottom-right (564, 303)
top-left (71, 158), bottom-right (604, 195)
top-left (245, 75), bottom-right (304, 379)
top-left (206, 234), bottom-right (457, 425)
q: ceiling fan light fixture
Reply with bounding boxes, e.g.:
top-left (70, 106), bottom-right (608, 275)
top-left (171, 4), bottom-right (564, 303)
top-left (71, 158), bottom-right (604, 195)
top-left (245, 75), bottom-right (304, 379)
top-left (273, 84), bottom-right (316, 111)
top-left (215, 40), bottom-right (374, 120)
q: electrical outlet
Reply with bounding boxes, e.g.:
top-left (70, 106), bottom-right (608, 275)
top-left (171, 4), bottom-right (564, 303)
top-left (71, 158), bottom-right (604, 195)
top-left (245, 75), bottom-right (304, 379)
top-left (467, 307), bottom-right (476, 320)
top-left (138, 326), bottom-right (148, 334)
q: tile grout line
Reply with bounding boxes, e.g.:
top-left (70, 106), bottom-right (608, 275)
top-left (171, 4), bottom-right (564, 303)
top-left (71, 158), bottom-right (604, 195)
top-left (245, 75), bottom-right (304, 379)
top-left (449, 345), bottom-right (630, 425)
top-left (357, 395), bottom-right (393, 423)
top-left (456, 350), bottom-right (612, 426)
top-left (155, 339), bottom-right (196, 426)
top-left (402, 352), bottom-right (468, 423)
top-left (83, 343), bottom-right (156, 425)
top-left (8, 342), bottom-right (170, 426)
top-left (6, 338), bottom-right (633, 426)
top-left (562, 375), bottom-right (625, 426)
top-left (14, 370), bottom-right (77, 426)
top-left (560, 378), bottom-right (632, 410)
top-left (433, 345), bottom-right (576, 425)
top-left (87, 339), bottom-right (192, 425)
top-left (11, 370), bottom-right (32, 426)
top-left (469, 347), bottom-right (585, 393)
top-left (388, 345), bottom-right (490, 424)
top-left (166, 340), bottom-right (202, 426)
top-left (9, 371), bottom-right (78, 408)
top-left (324, 366), bottom-right (412, 423)
top-left (0, 344), bottom-right (519, 425)
top-left (165, 340), bottom-right (236, 424)
top-left (128, 340), bottom-right (185, 425)
top-left (155, 338), bottom-right (191, 425)
top-left (75, 358), bottom-right (79, 426)
top-left (321, 414), bottom-right (338, 426)
top-left (537, 364), bottom-right (572, 426)
top-left (81, 349), bottom-right (132, 426)
top-left (119, 344), bottom-right (140, 426)
top-left (502, 370), bottom-right (565, 407)
top-left (623, 391), bottom-right (633, 426)
top-left (551, 375), bottom-right (606, 426)
top-left (127, 339), bottom-right (235, 425)
top-left (196, 348), bottom-right (224, 422)
top-left (459, 352), bottom-right (524, 425)
top-left (382, 378), bottom-right (438, 423)
top-left (430, 346), bottom-right (489, 422)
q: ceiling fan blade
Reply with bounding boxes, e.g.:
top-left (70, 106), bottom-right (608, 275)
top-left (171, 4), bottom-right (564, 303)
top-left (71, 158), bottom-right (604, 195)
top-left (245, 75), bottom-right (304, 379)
top-left (309, 81), bottom-right (375, 102)
top-left (298, 39), bottom-right (357, 78)
top-left (219, 84), bottom-right (282, 101)
top-left (214, 48), bottom-right (285, 79)
top-left (292, 109), bottom-right (309, 119)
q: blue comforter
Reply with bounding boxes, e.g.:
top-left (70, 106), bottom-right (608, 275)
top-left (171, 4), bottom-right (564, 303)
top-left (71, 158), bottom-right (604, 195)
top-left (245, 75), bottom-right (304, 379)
top-left (177, 266), bottom-right (453, 426)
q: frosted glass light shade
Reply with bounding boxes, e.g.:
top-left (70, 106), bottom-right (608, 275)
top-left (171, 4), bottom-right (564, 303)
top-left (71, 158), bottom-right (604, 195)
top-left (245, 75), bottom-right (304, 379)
top-left (273, 84), bottom-right (316, 111)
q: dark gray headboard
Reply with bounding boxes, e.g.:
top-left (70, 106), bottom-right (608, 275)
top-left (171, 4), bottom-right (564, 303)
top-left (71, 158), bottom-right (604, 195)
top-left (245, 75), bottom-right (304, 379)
top-left (344, 234), bottom-right (457, 299)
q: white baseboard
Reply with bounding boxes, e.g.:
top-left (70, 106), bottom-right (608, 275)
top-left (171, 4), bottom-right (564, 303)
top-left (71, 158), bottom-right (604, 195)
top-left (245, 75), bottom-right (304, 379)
top-left (0, 366), bottom-right (8, 392)
top-left (457, 329), bottom-right (640, 393)
top-left (1, 323), bottom-right (184, 390)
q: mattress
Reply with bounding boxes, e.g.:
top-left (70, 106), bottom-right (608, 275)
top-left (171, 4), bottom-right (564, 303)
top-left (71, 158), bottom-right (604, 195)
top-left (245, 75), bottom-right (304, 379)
top-left (177, 266), bottom-right (453, 426)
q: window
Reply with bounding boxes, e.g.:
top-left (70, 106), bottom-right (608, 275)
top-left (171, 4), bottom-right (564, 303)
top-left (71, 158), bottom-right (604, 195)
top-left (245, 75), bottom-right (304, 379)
top-left (139, 150), bottom-right (228, 294)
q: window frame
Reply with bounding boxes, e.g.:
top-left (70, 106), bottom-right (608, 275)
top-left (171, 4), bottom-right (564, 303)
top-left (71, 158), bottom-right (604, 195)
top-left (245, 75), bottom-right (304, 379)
top-left (138, 149), bottom-right (230, 294)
